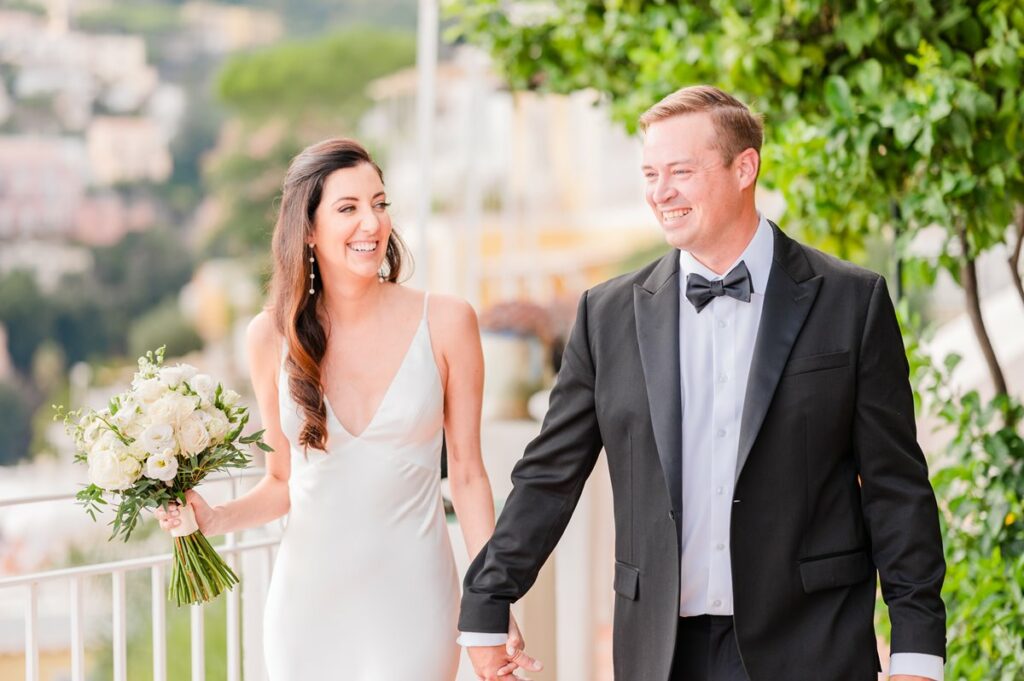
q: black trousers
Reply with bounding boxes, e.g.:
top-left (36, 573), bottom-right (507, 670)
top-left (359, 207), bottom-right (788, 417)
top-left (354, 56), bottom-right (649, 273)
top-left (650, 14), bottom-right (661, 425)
top-left (669, 615), bottom-right (751, 681)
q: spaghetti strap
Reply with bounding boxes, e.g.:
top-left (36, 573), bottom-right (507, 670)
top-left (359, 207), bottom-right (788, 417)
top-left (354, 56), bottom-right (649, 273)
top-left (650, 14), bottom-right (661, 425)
top-left (421, 291), bottom-right (430, 320)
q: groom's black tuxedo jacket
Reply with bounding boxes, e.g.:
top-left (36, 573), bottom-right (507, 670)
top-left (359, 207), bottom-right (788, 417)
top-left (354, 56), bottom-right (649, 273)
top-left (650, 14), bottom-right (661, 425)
top-left (460, 224), bottom-right (946, 681)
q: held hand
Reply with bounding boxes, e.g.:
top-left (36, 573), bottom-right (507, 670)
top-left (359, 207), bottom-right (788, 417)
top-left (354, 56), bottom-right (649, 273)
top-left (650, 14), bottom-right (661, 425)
top-left (497, 614), bottom-right (543, 677)
top-left (154, 490), bottom-right (217, 536)
top-left (467, 645), bottom-right (511, 681)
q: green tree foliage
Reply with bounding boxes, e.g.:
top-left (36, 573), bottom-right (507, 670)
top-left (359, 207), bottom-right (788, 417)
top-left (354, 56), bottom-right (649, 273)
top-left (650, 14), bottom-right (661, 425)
top-left (0, 270), bottom-right (53, 374)
top-left (128, 298), bottom-right (203, 359)
top-left (0, 380), bottom-right (32, 465)
top-left (1, 230), bottom-right (193, 374)
top-left (216, 27), bottom-right (416, 122)
top-left (90, 229), bottom-right (195, 321)
top-left (901, 313), bottom-right (1024, 679)
top-left (204, 27), bottom-right (415, 258)
top-left (450, 0), bottom-right (1024, 391)
top-left (245, 0), bottom-right (418, 34)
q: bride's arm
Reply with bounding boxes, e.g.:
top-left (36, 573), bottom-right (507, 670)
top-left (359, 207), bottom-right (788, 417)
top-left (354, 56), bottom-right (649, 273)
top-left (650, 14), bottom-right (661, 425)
top-left (156, 310), bottom-right (291, 537)
top-left (433, 296), bottom-right (495, 560)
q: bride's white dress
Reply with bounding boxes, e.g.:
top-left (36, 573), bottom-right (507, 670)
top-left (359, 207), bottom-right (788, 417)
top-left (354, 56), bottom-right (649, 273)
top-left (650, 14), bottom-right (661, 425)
top-left (264, 294), bottom-right (460, 680)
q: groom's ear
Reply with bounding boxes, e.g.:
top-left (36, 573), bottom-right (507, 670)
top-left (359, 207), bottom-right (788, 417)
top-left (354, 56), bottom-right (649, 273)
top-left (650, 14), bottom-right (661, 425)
top-left (734, 148), bottom-right (760, 190)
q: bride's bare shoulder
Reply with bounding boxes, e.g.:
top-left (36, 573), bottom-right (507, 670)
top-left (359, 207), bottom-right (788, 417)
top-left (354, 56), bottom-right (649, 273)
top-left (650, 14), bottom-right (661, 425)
top-left (246, 309), bottom-right (283, 368)
top-left (422, 292), bottom-right (479, 341)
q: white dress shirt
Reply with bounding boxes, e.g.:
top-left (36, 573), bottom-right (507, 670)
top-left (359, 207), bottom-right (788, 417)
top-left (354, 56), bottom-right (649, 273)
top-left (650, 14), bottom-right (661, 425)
top-left (460, 214), bottom-right (943, 679)
top-left (676, 213), bottom-right (773, 617)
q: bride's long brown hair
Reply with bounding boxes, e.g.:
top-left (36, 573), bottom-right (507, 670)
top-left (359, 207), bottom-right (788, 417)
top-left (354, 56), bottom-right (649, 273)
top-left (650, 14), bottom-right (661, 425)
top-left (268, 138), bottom-right (406, 451)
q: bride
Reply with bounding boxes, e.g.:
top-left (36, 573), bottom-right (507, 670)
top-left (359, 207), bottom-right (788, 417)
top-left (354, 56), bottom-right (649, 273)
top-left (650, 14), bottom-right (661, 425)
top-left (156, 138), bottom-right (541, 680)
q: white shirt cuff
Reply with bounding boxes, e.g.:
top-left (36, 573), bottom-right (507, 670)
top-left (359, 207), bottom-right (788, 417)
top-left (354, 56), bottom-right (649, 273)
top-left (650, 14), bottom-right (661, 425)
top-left (889, 652), bottom-right (944, 680)
top-left (457, 631), bottom-right (510, 647)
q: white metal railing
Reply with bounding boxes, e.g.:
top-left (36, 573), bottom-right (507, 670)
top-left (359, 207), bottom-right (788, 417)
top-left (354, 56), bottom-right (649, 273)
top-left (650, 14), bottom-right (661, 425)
top-left (0, 468), bottom-right (280, 681)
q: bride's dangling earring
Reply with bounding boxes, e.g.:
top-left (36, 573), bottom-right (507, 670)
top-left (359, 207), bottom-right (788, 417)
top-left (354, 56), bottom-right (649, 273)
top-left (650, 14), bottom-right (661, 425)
top-left (308, 244), bottom-right (316, 295)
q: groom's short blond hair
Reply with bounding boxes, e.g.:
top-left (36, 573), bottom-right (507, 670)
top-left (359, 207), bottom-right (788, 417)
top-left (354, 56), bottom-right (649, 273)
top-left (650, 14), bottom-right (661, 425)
top-left (639, 85), bottom-right (764, 167)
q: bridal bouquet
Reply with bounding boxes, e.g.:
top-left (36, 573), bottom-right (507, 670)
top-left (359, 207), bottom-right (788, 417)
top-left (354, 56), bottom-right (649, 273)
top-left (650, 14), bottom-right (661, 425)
top-left (56, 347), bottom-right (271, 606)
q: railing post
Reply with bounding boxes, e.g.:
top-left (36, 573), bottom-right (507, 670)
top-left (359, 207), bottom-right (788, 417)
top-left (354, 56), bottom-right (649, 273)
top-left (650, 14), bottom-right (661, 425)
top-left (112, 570), bottom-right (127, 681)
top-left (70, 577), bottom-right (85, 681)
top-left (226, 476), bottom-right (241, 681)
top-left (191, 603), bottom-right (205, 680)
top-left (25, 582), bottom-right (39, 681)
top-left (152, 564), bottom-right (167, 681)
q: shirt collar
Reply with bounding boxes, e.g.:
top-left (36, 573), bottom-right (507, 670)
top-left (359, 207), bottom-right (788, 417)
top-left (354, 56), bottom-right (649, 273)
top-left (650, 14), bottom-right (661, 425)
top-left (678, 213), bottom-right (774, 295)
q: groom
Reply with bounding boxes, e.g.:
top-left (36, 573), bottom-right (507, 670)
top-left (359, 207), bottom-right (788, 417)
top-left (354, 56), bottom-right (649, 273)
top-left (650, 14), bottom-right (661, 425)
top-left (458, 85), bottom-right (946, 681)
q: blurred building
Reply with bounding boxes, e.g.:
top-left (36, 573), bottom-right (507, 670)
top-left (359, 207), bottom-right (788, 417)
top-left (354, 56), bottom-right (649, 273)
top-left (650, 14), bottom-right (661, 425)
top-left (181, 1), bottom-right (284, 54)
top-left (73, 192), bottom-right (158, 246)
top-left (0, 9), bottom-right (156, 131)
top-left (361, 46), bottom-right (658, 307)
top-left (0, 135), bottom-right (89, 240)
top-left (86, 116), bottom-right (172, 185)
top-left (0, 240), bottom-right (92, 294)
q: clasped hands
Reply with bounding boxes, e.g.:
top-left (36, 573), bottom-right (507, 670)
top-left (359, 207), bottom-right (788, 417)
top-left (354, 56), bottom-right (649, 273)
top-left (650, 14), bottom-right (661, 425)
top-left (467, 616), bottom-right (543, 681)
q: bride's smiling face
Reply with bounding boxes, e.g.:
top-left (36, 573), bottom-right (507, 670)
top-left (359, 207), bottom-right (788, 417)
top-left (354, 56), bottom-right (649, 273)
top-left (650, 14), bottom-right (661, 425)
top-left (309, 163), bottom-right (392, 282)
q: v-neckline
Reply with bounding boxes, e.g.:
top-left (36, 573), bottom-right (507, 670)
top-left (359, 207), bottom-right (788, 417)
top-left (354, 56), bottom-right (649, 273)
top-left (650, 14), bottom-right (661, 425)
top-left (322, 316), bottom-right (425, 441)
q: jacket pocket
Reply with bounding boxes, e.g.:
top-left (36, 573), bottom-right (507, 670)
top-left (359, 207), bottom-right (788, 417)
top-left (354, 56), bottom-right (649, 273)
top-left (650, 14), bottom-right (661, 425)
top-left (798, 549), bottom-right (873, 593)
top-left (613, 561), bottom-right (640, 600)
top-left (782, 350), bottom-right (850, 377)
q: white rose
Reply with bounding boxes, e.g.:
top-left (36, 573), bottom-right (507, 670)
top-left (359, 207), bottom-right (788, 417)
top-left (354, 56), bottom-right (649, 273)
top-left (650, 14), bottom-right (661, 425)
top-left (87, 444), bottom-right (142, 491)
top-left (95, 430), bottom-right (128, 456)
top-left (112, 399), bottom-right (145, 439)
top-left (177, 413), bottom-right (211, 455)
top-left (221, 389), bottom-right (241, 407)
top-left (158, 363), bottom-right (198, 389)
top-left (147, 392), bottom-right (198, 427)
top-left (127, 438), bottom-right (149, 461)
top-left (201, 406), bottom-right (232, 442)
top-left (133, 377), bottom-right (166, 405)
top-left (140, 423), bottom-right (176, 456)
top-left (188, 374), bottom-right (217, 406)
top-left (144, 449), bottom-right (178, 482)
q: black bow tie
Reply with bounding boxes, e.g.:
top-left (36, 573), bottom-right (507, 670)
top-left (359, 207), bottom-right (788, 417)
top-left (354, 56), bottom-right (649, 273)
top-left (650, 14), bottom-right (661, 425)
top-left (684, 261), bottom-right (753, 313)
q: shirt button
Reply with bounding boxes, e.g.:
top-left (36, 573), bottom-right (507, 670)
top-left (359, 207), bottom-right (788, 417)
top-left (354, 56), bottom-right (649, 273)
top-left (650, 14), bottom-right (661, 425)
top-left (717, 373), bottom-right (728, 383)
top-left (712, 599), bottom-right (722, 607)
top-left (716, 486), bottom-right (723, 495)
top-left (716, 543), bottom-right (725, 551)
top-left (716, 429), bottom-right (726, 438)
top-left (718, 319), bottom-right (727, 328)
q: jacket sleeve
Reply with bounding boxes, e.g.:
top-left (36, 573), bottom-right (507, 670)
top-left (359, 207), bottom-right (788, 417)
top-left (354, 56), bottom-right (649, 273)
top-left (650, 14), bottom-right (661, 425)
top-left (459, 290), bottom-right (604, 633)
top-left (853, 275), bottom-right (946, 657)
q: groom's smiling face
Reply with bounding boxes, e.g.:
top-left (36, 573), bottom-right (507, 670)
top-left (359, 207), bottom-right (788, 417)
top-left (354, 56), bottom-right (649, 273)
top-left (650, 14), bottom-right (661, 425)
top-left (641, 112), bottom-right (754, 255)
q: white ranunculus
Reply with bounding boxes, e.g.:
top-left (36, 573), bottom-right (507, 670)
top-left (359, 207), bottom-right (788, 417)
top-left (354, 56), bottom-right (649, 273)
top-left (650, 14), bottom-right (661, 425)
top-left (158, 363), bottom-right (198, 389)
top-left (202, 406), bottom-right (231, 442)
top-left (188, 373), bottom-right (217, 406)
top-left (81, 416), bottom-right (104, 447)
top-left (87, 443), bottom-right (142, 491)
top-left (147, 392), bottom-right (198, 427)
top-left (177, 413), bottom-right (212, 455)
top-left (145, 449), bottom-right (178, 482)
top-left (220, 389), bottom-right (241, 407)
top-left (140, 423), bottom-right (176, 456)
top-left (134, 377), bottom-right (166, 404)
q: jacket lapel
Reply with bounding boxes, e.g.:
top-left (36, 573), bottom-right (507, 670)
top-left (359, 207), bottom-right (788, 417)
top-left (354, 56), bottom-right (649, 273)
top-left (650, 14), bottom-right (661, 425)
top-left (634, 252), bottom-right (683, 523)
top-left (735, 223), bottom-right (822, 482)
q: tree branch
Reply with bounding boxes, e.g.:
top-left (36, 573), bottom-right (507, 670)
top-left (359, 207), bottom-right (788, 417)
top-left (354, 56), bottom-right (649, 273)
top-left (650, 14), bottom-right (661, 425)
top-left (959, 221), bottom-right (1008, 396)
top-left (1009, 203), bottom-right (1024, 308)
